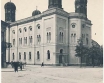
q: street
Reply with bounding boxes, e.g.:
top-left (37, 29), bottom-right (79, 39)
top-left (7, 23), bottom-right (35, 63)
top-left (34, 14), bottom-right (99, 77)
top-left (1, 65), bottom-right (103, 83)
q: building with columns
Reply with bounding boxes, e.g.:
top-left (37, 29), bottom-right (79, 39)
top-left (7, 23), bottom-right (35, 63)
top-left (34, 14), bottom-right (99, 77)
top-left (5, 0), bottom-right (92, 65)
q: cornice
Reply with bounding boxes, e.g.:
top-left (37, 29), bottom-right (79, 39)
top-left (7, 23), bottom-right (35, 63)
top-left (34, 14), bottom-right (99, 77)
top-left (9, 8), bottom-right (92, 27)
top-left (69, 12), bottom-right (92, 25)
top-left (10, 8), bottom-right (69, 27)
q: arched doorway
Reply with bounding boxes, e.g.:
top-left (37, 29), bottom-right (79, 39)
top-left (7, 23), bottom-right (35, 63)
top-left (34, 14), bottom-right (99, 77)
top-left (59, 49), bottom-right (63, 63)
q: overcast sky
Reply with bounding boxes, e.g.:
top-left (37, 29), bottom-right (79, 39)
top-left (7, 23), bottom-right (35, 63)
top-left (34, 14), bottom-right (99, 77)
top-left (1, 0), bottom-right (103, 45)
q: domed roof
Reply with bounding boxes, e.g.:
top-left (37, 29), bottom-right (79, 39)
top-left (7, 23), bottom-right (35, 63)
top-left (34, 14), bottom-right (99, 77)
top-left (32, 9), bottom-right (41, 16)
top-left (4, 2), bottom-right (16, 10)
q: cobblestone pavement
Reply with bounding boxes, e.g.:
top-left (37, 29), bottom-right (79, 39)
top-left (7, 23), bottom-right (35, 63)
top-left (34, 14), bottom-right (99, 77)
top-left (1, 65), bottom-right (103, 83)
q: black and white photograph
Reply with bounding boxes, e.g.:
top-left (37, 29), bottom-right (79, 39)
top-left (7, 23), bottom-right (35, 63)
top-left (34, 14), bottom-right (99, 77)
top-left (1, 0), bottom-right (103, 83)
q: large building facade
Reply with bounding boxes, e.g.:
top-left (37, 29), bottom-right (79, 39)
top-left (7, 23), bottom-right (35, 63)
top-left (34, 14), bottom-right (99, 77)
top-left (5, 0), bottom-right (92, 65)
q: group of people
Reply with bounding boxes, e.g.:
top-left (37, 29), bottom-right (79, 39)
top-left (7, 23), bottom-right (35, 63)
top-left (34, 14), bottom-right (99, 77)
top-left (11, 61), bottom-right (24, 72)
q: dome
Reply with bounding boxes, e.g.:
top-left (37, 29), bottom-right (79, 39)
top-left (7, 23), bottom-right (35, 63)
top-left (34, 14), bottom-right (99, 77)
top-left (4, 2), bottom-right (16, 10)
top-left (32, 10), bottom-right (41, 16)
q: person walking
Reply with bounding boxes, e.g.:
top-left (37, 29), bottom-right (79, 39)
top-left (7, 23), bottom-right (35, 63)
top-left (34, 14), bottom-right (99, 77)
top-left (20, 62), bottom-right (22, 71)
top-left (41, 62), bottom-right (44, 67)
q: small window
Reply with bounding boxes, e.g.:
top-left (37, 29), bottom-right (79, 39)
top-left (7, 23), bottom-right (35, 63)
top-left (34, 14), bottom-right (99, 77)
top-left (37, 24), bottom-right (40, 29)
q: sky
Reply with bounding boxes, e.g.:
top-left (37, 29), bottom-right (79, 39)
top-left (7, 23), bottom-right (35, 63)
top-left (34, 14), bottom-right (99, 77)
top-left (1, 0), bottom-right (103, 45)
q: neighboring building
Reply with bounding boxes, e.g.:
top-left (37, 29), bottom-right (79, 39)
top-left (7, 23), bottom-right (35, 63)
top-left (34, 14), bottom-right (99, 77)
top-left (5, 0), bottom-right (92, 65)
top-left (1, 20), bottom-right (8, 67)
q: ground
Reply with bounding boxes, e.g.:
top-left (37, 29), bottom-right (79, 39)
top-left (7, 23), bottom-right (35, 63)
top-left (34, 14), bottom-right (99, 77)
top-left (1, 65), bottom-right (103, 83)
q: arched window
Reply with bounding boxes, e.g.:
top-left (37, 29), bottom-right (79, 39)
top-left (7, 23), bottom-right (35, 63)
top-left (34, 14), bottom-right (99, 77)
top-left (12, 53), bottom-right (14, 60)
top-left (62, 32), bottom-right (63, 43)
top-left (19, 28), bottom-right (22, 33)
top-left (86, 38), bottom-right (88, 45)
top-left (71, 33), bottom-right (73, 42)
top-left (49, 32), bottom-right (51, 42)
top-left (24, 27), bottom-right (27, 32)
top-left (19, 52), bottom-right (21, 60)
top-left (37, 24), bottom-right (40, 29)
top-left (29, 26), bottom-right (32, 31)
top-left (47, 32), bottom-right (49, 42)
top-left (13, 39), bottom-right (15, 45)
top-left (21, 38), bottom-right (22, 45)
top-left (47, 50), bottom-right (50, 59)
top-left (25, 37), bottom-right (27, 44)
top-left (37, 51), bottom-right (40, 59)
top-left (24, 52), bottom-right (26, 60)
top-left (60, 49), bottom-right (63, 54)
top-left (12, 30), bottom-right (15, 34)
top-left (74, 33), bottom-right (76, 42)
top-left (39, 35), bottom-right (41, 42)
top-left (29, 52), bottom-right (31, 60)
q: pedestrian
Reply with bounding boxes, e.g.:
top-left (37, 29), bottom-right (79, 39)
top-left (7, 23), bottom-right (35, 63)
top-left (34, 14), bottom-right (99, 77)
top-left (14, 62), bottom-right (19, 72)
top-left (11, 61), bottom-right (13, 68)
top-left (41, 62), bottom-right (44, 67)
top-left (20, 62), bottom-right (22, 71)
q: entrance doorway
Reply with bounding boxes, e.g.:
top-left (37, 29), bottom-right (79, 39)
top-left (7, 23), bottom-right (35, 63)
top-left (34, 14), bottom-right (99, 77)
top-left (59, 49), bottom-right (63, 63)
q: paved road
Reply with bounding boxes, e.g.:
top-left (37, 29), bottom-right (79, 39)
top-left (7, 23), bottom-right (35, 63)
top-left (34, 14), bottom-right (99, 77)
top-left (1, 65), bottom-right (103, 83)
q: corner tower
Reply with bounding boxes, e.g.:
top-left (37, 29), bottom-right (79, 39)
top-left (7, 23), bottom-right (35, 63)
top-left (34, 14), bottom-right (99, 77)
top-left (48, 0), bottom-right (62, 9)
top-left (4, 1), bottom-right (16, 23)
top-left (75, 0), bottom-right (87, 17)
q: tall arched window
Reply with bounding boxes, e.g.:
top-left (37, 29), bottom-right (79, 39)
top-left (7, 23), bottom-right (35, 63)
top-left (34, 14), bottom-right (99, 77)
top-left (47, 33), bottom-right (48, 42)
top-left (21, 38), bottom-right (22, 45)
top-left (86, 38), bottom-right (88, 45)
top-left (59, 32), bottom-right (61, 41)
top-left (29, 36), bottom-right (32, 44)
top-left (71, 34), bottom-right (73, 42)
top-left (49, 32), bottom-right (51, 41)
top-left (29, 52), bottom-right (31, 60)
top-left (37, 51), bottom-right (40, 59)
top-left (62, 32), bottom-right (63, 43)
top-left (13, 39), bottom-right (15, 45)
top-left (39, 35), bottom-right (41, 42)
top-left (74, 33), bottom-right (76, 43)
top-left (12, 53), bottom-right (14, 60)
top-left (19, 52), bottom-right (21, 60)
top-left (47, 50), bottom-right (50, 59)
top-left (24, 52), bottom-right (26, 60)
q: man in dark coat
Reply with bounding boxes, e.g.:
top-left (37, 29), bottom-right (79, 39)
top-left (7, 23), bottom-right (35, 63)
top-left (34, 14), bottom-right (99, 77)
top-left (14, 62), bottom-right (19, 72)
top-left (41, 62), bottom-right (44, 67)
top-left (20, 62), bottom-right (22, 71)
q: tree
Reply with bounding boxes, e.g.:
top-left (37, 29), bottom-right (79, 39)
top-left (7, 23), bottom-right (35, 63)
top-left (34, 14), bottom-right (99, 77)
top-left (75, 38), bottom-right (89, 67)
top-left (89, 44), bottom-right (103, 67)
